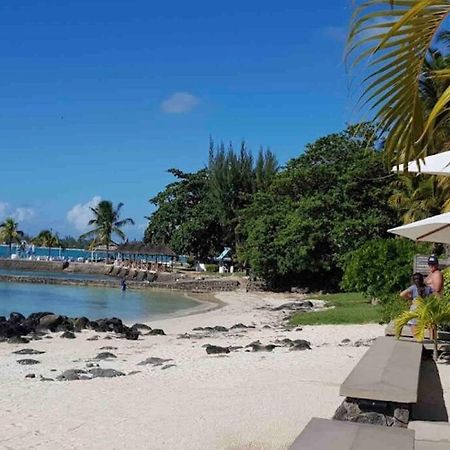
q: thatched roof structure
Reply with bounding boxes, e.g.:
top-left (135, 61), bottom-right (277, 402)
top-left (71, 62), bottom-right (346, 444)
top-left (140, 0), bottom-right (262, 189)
top-left (92, 244), bottom-right (118, 252)
top-left (117, 242), bottom-right (176, 257)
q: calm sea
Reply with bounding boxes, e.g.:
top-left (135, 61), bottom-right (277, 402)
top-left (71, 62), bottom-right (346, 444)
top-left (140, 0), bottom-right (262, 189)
top-left (0, 281), bottom-right (200, 322)
top-left (0, 244), bottom-right (98, 260)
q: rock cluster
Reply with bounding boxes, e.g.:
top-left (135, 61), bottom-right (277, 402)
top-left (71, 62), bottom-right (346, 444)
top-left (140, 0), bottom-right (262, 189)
top-left (333, 399), bottom-right (409, 428)
top-left (0, 311), bottom-right (162, 341)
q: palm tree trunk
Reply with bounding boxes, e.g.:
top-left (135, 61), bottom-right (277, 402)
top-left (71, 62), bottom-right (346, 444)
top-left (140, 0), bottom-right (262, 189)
top-left (48, 246), bottom-right (51, 258)
top-left (8, 242), bottom-right (11, 257)
top-left (106, 243), bottom-right (109, 263)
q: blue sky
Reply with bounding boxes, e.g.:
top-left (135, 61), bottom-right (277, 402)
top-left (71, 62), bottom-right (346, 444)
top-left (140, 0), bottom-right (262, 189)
top-left (0, 0), bottom-right (354, 239)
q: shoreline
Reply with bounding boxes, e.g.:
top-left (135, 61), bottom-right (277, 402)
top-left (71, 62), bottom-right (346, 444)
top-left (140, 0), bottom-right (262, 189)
top-left (0, 272), bottom-right (240, 293)
top-left (2, 291), bottom-right (446, 449)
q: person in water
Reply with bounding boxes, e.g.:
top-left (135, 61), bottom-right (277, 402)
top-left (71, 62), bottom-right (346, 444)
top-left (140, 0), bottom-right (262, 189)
top-left (120, 279), bottom-right (127, 292)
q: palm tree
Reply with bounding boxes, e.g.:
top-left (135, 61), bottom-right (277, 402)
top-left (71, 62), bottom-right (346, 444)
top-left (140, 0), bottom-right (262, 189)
top-left (80, 200), bottom-right (134, 261)
top-left (348, 1), bottom-right (450, 165)
top-left (33, 230), bottom-right (61, 258)
top-left (0, 218), bottom-right (24, 256)
top-left (389, 174), bottom-right (450, 223)
top-left (395, 295), bottom-right (450, 360)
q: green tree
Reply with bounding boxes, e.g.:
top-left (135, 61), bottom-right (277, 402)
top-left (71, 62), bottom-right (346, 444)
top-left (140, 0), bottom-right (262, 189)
top-left (208, 140), bottom-right (278, 249)
top-left (33, 230), bottom-right (62, 258)
top-left (341, 238), bottom-right (430, 299)
top-left (80, 200), bottom-right (134, 261)
top-left (389, 175), bottom-right (450, 223)
top-left (0, 218), bottom-right (24, 256)
top-left (144, 141), bottom-right (278, 259)
top-left (240, 125), bottom-right (399, 289)
top-left (144, 169), bottom-right (222, 258)
top-left (348, 1), bottom-right (450, 164)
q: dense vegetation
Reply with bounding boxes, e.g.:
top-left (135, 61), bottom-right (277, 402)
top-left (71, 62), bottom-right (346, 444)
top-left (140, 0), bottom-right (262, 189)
top-left (145, 125), bottom-right (401, 290)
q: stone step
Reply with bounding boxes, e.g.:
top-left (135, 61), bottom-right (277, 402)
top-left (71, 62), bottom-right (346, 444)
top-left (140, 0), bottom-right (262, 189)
top-left (289, 418), bottom-right (414, 450)
top-left (409, 421), bottom-right (450, 450)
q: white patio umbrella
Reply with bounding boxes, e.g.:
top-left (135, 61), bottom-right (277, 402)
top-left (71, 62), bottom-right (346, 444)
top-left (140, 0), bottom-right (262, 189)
top-left (388, 212), bottom-right (450, 244)
top-left (393, 150), bottom-right (450, 176)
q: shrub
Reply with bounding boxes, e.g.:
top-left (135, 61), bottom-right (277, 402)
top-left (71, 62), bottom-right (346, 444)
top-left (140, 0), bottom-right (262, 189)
top-left (341, 238), bottom-right (431, 299)
top-left (443, 267), bottom-right (450, 297)
top-left (379, 294), bottom-right (408, 323)
top-left (186, 256), bottom-right (196, 268)
top-left (205, 264), bottom-right (219, 272)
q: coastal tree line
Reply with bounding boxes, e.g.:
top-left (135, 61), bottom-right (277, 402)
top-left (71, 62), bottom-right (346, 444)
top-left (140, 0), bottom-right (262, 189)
top-left (3, 0), bottom-right (450, 297)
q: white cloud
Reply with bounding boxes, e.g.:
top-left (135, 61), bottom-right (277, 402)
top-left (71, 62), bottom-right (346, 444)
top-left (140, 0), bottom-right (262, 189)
top-left (0, 202), bottom-right (35, 223)
top-left (0, 202), bottom-right (9, 217)
top-left (13, 207), bottom-right (35, 222)
top-left (161, 92), bottom-right (199, 114)
top-left (67, 196), bottom-right (101, 232)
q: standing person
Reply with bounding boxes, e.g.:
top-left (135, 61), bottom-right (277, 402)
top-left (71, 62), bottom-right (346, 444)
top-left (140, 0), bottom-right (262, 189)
top-left (426, 255), bottom-right (444, 296)
top-left (120, 278), bottom-right (127, 292)
top-left (400, 273), bottom-right (433, 336)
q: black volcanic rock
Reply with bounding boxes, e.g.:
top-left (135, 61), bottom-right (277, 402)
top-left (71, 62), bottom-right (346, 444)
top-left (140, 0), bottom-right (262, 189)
top-left (60, 331), bottom-right (76, 339)
top-left (205, 345), bottom-right (230, 355)
top-left (95, 352), bottom-right (117, 360)
top-left (147, 329), bottom-right (166, 336)
top-left (17, 359), bottom-right (40, 365)
top-left (13, 348), bottom-right (45, 355)
top-left (7, 336), bottom-right (30, 344)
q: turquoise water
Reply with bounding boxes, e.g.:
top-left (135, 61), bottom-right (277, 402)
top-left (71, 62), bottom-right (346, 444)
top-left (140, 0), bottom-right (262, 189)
top-left (0, 282), bottom-right (200, 322)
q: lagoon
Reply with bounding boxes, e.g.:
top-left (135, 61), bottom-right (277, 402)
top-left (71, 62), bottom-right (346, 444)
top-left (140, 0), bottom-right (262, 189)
top-left (0, 281), bottom-right (201, 322)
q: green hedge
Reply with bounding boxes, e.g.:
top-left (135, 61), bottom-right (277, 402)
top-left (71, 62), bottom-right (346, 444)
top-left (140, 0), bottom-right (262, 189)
top-left (341, 238), bottom-right (431, 299)
top-left (205, 264), bottom-right (219, 272)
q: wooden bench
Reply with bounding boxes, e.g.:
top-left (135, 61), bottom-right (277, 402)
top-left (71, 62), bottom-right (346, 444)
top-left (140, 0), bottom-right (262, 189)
top-left (340, 336), bottom-right (422, 403)
top-left (289, 418), bottom-right (415, 449)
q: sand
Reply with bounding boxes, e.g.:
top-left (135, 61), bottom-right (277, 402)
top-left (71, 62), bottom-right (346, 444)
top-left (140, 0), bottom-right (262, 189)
top-left (0, 290), bottom-right (447, 450)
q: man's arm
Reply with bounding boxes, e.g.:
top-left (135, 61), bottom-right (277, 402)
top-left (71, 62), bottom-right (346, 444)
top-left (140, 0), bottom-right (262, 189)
top-left (400, 288), bottom-right (413, 300)
top-left (435, 271), bottom-right (444, 295)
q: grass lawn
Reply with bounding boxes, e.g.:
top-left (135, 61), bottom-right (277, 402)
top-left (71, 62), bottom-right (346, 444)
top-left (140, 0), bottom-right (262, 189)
top-left (289, 292), bottom-right (382, 325)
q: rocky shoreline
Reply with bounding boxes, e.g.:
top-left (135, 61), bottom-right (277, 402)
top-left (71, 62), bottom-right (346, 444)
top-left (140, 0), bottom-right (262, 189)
top-left (0, 291), bottom-right (395, 449)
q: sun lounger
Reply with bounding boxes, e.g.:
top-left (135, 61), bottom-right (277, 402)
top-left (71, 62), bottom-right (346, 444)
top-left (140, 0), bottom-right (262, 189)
top-left (135, 271), bottom-right (147, 282)
top-left (129, 269), bottom-right (138, 279)
top-left (110, 266), bottom-right (121, 277)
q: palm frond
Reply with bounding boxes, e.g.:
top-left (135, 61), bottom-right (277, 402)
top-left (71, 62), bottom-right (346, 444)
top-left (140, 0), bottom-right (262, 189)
top-left (395, 309), bottom-right (418, 337)
top-left (348, 0), bottom-right (450, 165)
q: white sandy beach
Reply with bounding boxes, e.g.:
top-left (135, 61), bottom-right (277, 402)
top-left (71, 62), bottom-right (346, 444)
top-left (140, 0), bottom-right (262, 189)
top-left (0, 290), bottom-right (448, 450)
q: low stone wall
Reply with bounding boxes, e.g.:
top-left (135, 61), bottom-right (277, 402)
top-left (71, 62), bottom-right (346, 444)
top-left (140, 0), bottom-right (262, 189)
top-left (0, 259), bottom-right (65, 272)
top-left (0, 274), bottom-right (240, 292)
top-left (0, 259), bottom-right (111, 275)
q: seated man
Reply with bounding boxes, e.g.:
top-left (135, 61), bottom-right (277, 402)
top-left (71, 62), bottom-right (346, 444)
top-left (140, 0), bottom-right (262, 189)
top-left (425, 255), bottom-right (443, 296)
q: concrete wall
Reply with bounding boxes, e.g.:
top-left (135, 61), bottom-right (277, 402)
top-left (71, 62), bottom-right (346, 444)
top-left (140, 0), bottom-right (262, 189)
top-left (0, 259), bottom-right (66, 272)
top-left (0, 274), bottom-right (240, 292)
top-left (0, 259), bottom-right (109, 275)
